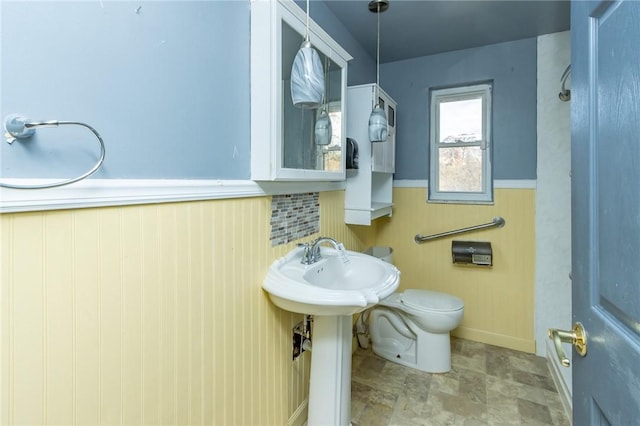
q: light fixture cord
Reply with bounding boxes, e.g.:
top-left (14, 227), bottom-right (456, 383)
top-left (376, 3), bottom-right (381, 103)
top-left (306, 0), bottom-right (310, 41)
top-left (324, 55), bottom-right (330, 106)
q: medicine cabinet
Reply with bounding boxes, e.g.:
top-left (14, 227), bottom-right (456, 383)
top-left (250, 0), bottom-right (352, 181)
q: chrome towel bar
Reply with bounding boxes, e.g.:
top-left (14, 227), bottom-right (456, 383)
top-left (414, 216), bottom-right (506, 244)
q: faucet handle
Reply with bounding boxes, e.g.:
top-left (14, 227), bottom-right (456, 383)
top-left (298, 242), bottom-right (313, 265)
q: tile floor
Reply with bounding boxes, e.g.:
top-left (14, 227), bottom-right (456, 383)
top-left (350, 337), bottom-right (571, 425)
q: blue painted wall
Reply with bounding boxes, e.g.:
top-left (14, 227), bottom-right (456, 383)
top-left (1, 1), bottom-right (534, 182)
top-left (381, 38), bottom-right (538, 180)
top-left (1, 1), bottom-right (251, 179)
top-left (1, 0), bottom-right (370, 181)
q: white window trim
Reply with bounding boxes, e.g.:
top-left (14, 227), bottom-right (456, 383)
top-left (429, 83), bottom-right (493, 204)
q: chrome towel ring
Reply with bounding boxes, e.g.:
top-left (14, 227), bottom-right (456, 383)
top-left (1, 114), bottom-right (106, 189)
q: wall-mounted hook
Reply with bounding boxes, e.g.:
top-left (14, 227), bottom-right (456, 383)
top-left (559, 64), bottom-right (571, 102)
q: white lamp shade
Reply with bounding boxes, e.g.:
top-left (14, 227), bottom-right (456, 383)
top-left (291, 41), bottom-right (324, 109)
top-left (368, 106), bottom-right (388, 142)
top-left (314, 109), bottom-right (332, 145)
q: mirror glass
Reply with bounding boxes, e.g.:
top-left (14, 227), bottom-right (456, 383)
top-left (281, 21), bottom-right (343, 172)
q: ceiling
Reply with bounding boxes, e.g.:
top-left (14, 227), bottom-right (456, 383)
top-left (323, 0), bottom-right (571, 63)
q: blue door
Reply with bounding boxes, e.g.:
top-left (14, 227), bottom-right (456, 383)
top-left (569, 0), bottom-right (640, 423)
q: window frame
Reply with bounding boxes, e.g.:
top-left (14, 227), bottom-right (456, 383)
top-left (428, 82), bottom-right (493, 204)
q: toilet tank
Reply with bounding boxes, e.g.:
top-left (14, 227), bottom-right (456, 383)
top-left (364, 246), bottom-right (393, 264)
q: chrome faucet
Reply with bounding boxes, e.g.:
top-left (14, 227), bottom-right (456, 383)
top-left (299, 237), bottom-right (350, 265)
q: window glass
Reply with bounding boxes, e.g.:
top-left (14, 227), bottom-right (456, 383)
top-left (438, 146), bottom-right (483, 192)
top-left (429, 83), bottom-right (492, 203)
top-left (439, 98), bottom-right (482, 144)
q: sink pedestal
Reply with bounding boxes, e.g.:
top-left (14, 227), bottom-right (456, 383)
top-left (307, 315), bottom-right (353, 426)
top-left (261, 246), bottom-right (400, 424)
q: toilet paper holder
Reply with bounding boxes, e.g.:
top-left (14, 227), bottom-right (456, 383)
top-left (452, 241), bottom-right (492, 266)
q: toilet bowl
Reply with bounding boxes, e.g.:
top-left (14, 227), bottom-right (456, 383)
top-left (369, 289), bottom-right (464, 373)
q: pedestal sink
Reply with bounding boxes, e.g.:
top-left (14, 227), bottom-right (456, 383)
top-left (262, 243), bottom-right (400, 425)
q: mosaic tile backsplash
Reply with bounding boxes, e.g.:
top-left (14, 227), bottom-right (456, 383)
top-left (270, 193), bottom-right (320, 246)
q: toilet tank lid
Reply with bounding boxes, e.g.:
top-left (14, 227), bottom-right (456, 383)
top-left (400, 289), bottom-right (464, 312)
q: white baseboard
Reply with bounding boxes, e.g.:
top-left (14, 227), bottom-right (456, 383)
top-left (452, 327), bottom-right (536, 353)
top-left (546, 343), bottom-right (572, 423)
top-left (288, 398), bottom-right (309, 426)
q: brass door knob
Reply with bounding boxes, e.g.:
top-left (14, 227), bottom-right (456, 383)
top-left (548, 322), bottom-right (587, 367)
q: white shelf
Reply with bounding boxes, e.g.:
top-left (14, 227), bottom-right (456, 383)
top-left (371, 201), bottom-right (394, 212)
top-left (344, 202), bottom-right (394, 226)
top-left (344, 84), bottom-right (397, 225)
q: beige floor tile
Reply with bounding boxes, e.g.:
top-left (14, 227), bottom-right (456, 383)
top-left (517, 382), bottom-right (556, 406)
top-left (351, 338), bottom-right (570, 426)
top-left (389, 394), bottom-right (427, 425)
top-left (430, 373), bottom-right (460, 396)
top-left (356, 403), bottom-right (394, 426)
top-left (488, 401), bottom-right (521, 424)
top-left (510, 353), bottom-right (550, 377)
top-left (452, 352), bottom-right (487, 374)
top-left (517, 398), bottom-right (554, 424)
top-left (512, 369), bottom-right (557, 393)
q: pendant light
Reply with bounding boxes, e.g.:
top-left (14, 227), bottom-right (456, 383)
top-left (315, 57), bottom-right (332, 145)
top-left (368, 0), bottom-right (389, 142)
top-left (291, 0), bottom-right (325, 109)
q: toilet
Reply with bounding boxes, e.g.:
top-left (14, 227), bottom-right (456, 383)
top-left (368, 289), bottom-right (464, 373)
top-left (364, 247), bottom-right (464, 373)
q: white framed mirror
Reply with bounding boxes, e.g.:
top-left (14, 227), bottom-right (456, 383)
top-left (251, 0), bottom-right (352, 181)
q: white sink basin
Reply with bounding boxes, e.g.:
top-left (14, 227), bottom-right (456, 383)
top-left (263, 246), bottom-right (400, 316)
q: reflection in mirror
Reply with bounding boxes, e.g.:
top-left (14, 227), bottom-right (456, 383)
top-left (282, 21), bottom-right (342, 172)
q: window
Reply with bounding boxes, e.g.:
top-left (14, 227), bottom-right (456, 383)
top-left (429, 83), bottom-right (492, 203)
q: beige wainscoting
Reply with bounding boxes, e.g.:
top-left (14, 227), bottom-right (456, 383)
top-left (0, 187), bottom-right (534, 425)
top-left (375, 188), bottom-right (536, 353)
top-left (0, 191), bottom-right (374, 426)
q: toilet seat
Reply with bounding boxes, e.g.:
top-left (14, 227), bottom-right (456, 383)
top-left (400, 289), bottom-right (464, 313)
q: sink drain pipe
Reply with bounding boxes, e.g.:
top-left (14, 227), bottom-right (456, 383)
top-left (354, 310), bottom-right (371, 349)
